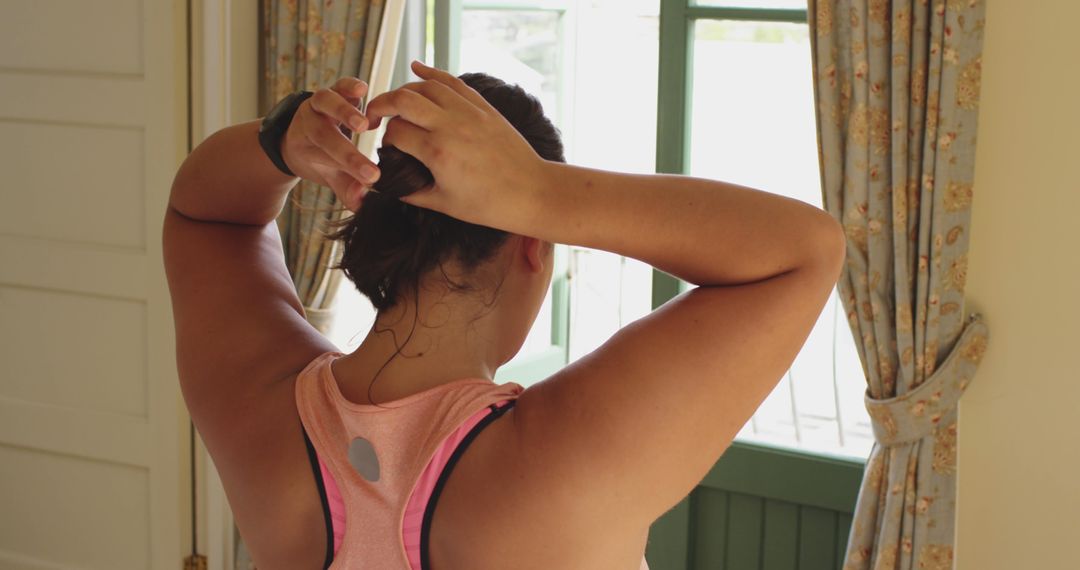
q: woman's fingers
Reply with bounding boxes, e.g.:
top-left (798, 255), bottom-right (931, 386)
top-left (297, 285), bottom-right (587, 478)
top-left (381, 117), bottom-right (434, 165)
top-left (328, 78), bottom-right (368, 138)
top-left (395, 79), bottom-right (466, 111)
top-left (306, 151), bottom-right (368, 212)
top-left (278, 78), bottom-right (383, 191)
top-left (331, 76), bottom-right (368, 108)
top-left (364, 62), bottom-right (489, 130)
top-left (303, 115), bottom-right (380, 184)
top-left (309, 87), bottom-right (368, 132)
top-left (364, 87), bottom-right (444, 131)
top-left (330, 170), bottom-right (368, 212)
top-left (409, 60), bottom-right (491, 112)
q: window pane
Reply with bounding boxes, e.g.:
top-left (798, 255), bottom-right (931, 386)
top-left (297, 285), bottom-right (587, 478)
top-left (689, 19), bottom-right (871, 460)
top-left (571, 0), bottom-right (660, 174)
top-left (518, 277), bottom-right (554, 356)
top-left (692, 0), bottom-right (808, 10)
top-left (568, 247), bottom-right (654, 362)
top-left (689, 19), bottom-right (818, 206)
top-left (327, 281), bottom-right (376, 351)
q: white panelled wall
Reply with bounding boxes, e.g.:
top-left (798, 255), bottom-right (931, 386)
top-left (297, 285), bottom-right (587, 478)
top-left (0, 0), bottom-right (190, 568)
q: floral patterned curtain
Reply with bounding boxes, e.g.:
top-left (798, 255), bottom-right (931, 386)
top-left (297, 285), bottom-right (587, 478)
top-left (260, 0), bottom-right (385, 334)
top-left (236, 2), bottom-right (387, 567)
top-left (808, 1), bottom-right (991, 568)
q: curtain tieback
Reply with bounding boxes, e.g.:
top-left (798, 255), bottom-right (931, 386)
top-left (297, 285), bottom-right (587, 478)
top-left (864, 313), bottom-right (990, 446)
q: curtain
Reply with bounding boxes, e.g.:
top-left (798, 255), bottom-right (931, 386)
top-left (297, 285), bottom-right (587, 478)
top-left (808, 1), bottom-right (990, 568)
top-left (260, 0), bottom-right (386, 334)
top-left (235, 3), bottom-right (388, 567)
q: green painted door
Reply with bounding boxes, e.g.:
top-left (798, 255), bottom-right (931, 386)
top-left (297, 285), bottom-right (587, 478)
top-left (646, 440), bottom-right (863, 569)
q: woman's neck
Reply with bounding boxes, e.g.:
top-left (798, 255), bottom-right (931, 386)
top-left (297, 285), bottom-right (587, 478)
top-left (330, 291), bottom-right (506, 406)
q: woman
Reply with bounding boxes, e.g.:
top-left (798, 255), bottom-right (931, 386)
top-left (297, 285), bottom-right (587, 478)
top-left (164, 60), bottom-right (846, 569)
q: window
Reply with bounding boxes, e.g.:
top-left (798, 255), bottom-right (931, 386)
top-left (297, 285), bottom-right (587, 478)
top-left (657, 0), bottom-right (872, 461)
top-left (331, 0), bottom-right (872, 462)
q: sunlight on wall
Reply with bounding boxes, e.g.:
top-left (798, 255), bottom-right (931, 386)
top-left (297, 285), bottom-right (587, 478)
top-left (958, 2), bottom-right (1080, 568)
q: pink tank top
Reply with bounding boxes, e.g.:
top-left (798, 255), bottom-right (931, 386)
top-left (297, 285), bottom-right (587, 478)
top-left (295, 351), bottom-right (650, 569)
top-left (295, 351), bottom-right (523, 569)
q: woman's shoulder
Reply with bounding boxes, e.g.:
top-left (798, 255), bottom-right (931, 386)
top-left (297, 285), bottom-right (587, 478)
top-left (425, 393), bottom-right (650, 569)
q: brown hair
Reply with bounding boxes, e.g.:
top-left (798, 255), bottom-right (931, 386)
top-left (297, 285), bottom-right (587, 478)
top-left (329, 72), bottom-right (566, 312)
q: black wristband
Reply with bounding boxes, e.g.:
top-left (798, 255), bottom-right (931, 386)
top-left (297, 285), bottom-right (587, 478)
top-left (258, 90), bottom-right (315, 177)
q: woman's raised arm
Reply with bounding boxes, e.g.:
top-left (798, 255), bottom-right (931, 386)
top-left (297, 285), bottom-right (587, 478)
top-left (367, 60), bottom-right (843, 289)
top-left (169, 77), bottom-right (378, 225)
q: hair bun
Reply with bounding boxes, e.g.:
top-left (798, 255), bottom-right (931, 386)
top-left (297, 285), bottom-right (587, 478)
top-left (328, 71), bottom-right (566, 312)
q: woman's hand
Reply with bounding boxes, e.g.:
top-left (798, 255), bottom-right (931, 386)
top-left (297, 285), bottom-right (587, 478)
top-left (280, 77), bottom-right (380, 212)
top-left (363, 60), bottom-right (551, 229)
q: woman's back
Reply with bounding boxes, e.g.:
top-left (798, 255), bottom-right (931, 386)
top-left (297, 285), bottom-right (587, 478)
top-left (164, 62), bottom-right (846, 569)
top-left (212, 250), bottom-right (841, 568)
top-left (203, 351), bottom-right (651, 569)
top-left (292, 350), bottom-right (530, 568)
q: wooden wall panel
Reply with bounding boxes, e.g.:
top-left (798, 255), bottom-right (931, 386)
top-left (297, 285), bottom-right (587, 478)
top-left (650, 442), bottom-right (864, 570)
top-left (0, 286), bottom-right (147, 417)
top-left (762, 500), bottom-right (799, 570)
top-left (0, 0), bottom-right (143, 74)
top-left (0, 121), bottom-right (145, 249)
top-left (0, 444), bottom-right (150, 568)
top-left (798, 506), bottom-right (838, 570)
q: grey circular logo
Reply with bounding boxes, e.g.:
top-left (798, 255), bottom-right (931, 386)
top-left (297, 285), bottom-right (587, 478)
top-left (347, 436), bottom-right (380, 482)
